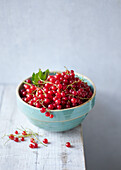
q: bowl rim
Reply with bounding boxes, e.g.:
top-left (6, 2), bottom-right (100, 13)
top-left (16, 71), bottom-right (96, 112)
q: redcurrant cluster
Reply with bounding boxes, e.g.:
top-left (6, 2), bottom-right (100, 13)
top-left (20, 69), bottom-right (93, 118)
top-left (6, 128), bottom-right (48, 149)
top-left (4, 128), bottom-right (71, 148)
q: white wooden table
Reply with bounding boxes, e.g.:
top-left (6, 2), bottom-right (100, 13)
top-left (0, 85), bottom-right (86, 170)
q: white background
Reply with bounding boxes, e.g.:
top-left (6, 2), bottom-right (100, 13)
top-left (0, 1), bottom-right (121, 169)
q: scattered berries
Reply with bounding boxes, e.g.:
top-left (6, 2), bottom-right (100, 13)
top-left (66, 142), bottom-right (71, 148)
top-left (43, 138), bottom-right (48, 144)
top-left (4, 127), bottom-right (74, 150)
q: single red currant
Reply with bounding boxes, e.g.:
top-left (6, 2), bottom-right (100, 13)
top-left (15, 130), bottom-right (18, 134)
top-left (24, 84), bottom-right (30, 89)
top-left (34, 143), bottom-right (38, 148)
top-left (66, 142), bottom-right (71, 147)
top-left (55, 99), bottom-right (61, 105)
top-left (22, 91), bottom-right (27, 97)
top-left (71, 98), bottom-right (77, 104)
top-left (49, 114), bottom-right (54, 118)
top-left (48, 104), bottom-right (54, 110)
top-left (30, 85), bottom-right (36, 91)
top-left (14, 137), bottom-right (19, 142)
top-left (40, 107), bottom-right (46, 113)
top-left (29, 144), bottom-right (34, 149)
top-left (26, 79), bottom-right (31, 83)
top-left (43, 138), bottom-right (48, 144)
top-left (21, 137), bottom-right (24, 141)
top-left (30, 138), bottom-right (35, 143)
top-left (9, 134), bottom-right (14, 140)
top-left (57, 104), bottom-right (62, 109)
top-left (58, 84), bottom-right (62, 89)
top-left (22, 131), bottom-right (27, 135)
top-left (45, 112), bottom-right (50, 117)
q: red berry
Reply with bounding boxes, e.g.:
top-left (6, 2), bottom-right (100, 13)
top-left (35, 102), bottom-right (41, 108)
top-left (58, 84), bottom-right (62, 89)
top-left (22, 91), bottom-right (27, 97)
top-left (40, 107), bottom-right (46, 113)
top-left (64, 74), bottom-right (69, 79)
top-left (66, 142), bottom-right (71, 147)
top-left (21, 137), bottom-right (24, 141)
top-left (55, 93), bottom-right (61, 98)
top-left (72, 91), bottom-right (77, 96)
top-left (26, 94), bottom-right (32, 100)
top-left (57, 104), bottom-right (62, 109)
top-left (61, 92), bottom-right (66, 97)
top-left (43, 138), bottom-right (48, 144)
top-left (51, 86), bottom-right (56, 90)
top-left (48, 90), bottom-right (53, 95)
top-left (45, 112), bottom-right (50, 117)
top-left (15, 130), bottom-right (18, 134)
top-left (22, 131), bottom-right (27, 135)
top-left (24, 84), bottom-right (30, 89)
top-left (30, 85), bottom-right (36, 91)
top-left (30, 138), bottom-right (35, 143)
top-left (29, 144), bottom-right (34, 149)
top-left (55, 99), bottom-right (61, 105)
top-left (38, 94), bottom-right (44, 99)
top-left (49, 114), bottom-right (54, 118)
top-left (26, 89), bottom-right (32, 94)
top-left (26, 79), bottom-right (31, 83)
top-left (14, 137), bottom-right (19, 142)
top-left (9, 134), bottom-right (14, 140)
top-left (34, 143), bottom-right (38, 148)
top-left (44, 98), bottom-right (50, 104)
top-left (29, 100), bottom-right (34, 106)
top-left (62, 96), bottom-right (68, 101)
top-left (48, 104), bottom-right (54, 110)
top-left (70, 70), bottom-right (74, 73)
top-left (71, 98), bottom-right (77, 104)
top-left (50, 78), bottom-right (55, 83)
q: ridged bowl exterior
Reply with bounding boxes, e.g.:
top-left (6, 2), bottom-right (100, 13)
top-left (16, 73), bottom-right (96, 132)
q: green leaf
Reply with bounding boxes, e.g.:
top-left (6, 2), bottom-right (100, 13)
top-left (32, 69), bottom-right (50, 85)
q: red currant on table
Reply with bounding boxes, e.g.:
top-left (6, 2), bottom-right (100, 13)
top-left (14, 137), bottom-right (19, 142)
top-left (43, 138), bottom-right (48, 144)
top-left (21, 137), bottom-right (24, 141)
top-left (34, 143), bottom-right (38, 148)
top-left (22, 131), bottom-right (27, 135)
top-left (30, 138), bottom-right (35, 143)
top-left (29, 144), bottom-right (34, 149)
top-left (9, 134), bottom-right (14, 140)
top-left (66, 142), bottom-right (71, 147)
top-left (15, 130), bottom-right (18, 134)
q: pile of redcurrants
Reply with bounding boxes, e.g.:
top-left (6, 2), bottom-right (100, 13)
top-left (20, 69), bottom-right (93, 118)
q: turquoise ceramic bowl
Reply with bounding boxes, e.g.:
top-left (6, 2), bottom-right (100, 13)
top-left (16, 72), bottom-right (96, 132)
